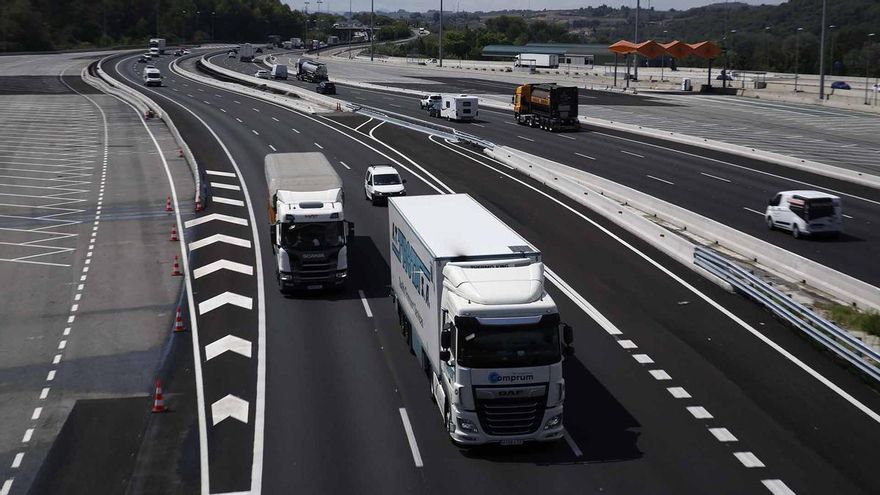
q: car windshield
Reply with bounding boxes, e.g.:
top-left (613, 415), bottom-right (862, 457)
top-left (281, 221), bottom-right (344, 251)
top-left (456, 321), bottom-right (560, 368)
top-left (373, 173), bottom-right (400, 185)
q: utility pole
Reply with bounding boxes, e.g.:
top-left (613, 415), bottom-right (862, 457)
top-left (764, 26), bottom-right (770, 70)
top-left (633, 0), bottom-right (639, 81)
top-left (818, 0), bottom-right (827, 100)
top-left (370, 0), bottom-right (374, 61)
top-left (211, 11), bottom-right (215, 41)
top-left (156, 0), bottom-right (160, 39)
top-left (348, 0), bottom-right (352, 59)
top-left (867, 33), bottom-right (876, 105)
top-left (795, 27), bottom-right (803, 92)
top-left (439, 0), bottom-right (444, 67)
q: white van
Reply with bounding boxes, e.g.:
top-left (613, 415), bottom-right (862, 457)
top-left (765, 190), bottom-right (843, 238)
top-left (439, 95), bottom-right (479, 121)
top-left (143, 68), bottom-right (162, 87)
top-left (149, 47), bottom-right (160, 57)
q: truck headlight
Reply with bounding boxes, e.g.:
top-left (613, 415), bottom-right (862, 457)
top-left (280, 274), bottom-right (293, 281)
top-left (335, 271), bottom-right (347, 278)
top-left (544, 414), bottom-right (562, 430)
top-left (458, 418), bottom-right (478, 433)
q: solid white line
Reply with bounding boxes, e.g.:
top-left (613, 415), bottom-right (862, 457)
top-left (517, 135), bottom-right (535, 142)
top-left (762, 479), bottom-right (796, 495)
top-left (700, 172), bottom-right (732, 183)
top-left (563, 429), bottom-right (583, 457)
top-left (398, 408), bottom-right (424, 467)
top-left (647, 174), bottom-right (675, 185)
top-left (314, 142), bottom-right (324, 149)
top-left (733, 451), bottom-right (765, 468)
top-left (621, 150), bottom-right (645, 158)
top-left (686, 406), bottom-right (713, 419)
top-left (353, 118), bottom-right (373, 131)
top-left (617, 339), bottom-right (637, 349)
top-left (206, 169), bottom-right (236, 177)
top-left (743, 207), bottom-right (765, 215)
top-left (268, 144), bottom-right (277, 152)
top-left (632, 353), bottom-right (654, 364)
top-left (358, 290), bottom-right (373, 318)
top-left (339, 161), bottom-right (351, 170)
top-left (213, 196), bottom-right (246, 207)
top-left (575, 152), bottom-right (596, 160)
top-left (667, 387), bottom-right (692, 399)
top-left (11, 453), bottom-right (23, 469)
top-left (708, 427), bottom-right (738, 442)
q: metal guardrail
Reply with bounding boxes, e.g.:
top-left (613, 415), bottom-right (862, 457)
top-left (695, 246), bottom-right (880, 382)
top-left (354, 104), bottom-right (496, 149)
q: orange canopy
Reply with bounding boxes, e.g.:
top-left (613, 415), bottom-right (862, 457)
top-left (634, 40), bottom-right (666, 59)
top-left (660, 40), bottom-right (695, 59)
top-left (609, 40), bottom-right (638, 55)
top-left (608, 39), bottom-right (721, 59)
top-left (687, 41), bottom-right (722, 59)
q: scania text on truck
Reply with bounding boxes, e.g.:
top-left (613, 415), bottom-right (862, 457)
top-left (240, 43), bottom-right (256, 62)
top-left (266, 153), bottom-right (354, 291)
top-left (389, 194), bottom-right (574, 447)
top-left (514, 83), bottom-right (581, 132)
top-left (149, 38), bottom-right (166, 55)
top-left (295, 58), bottom-right (328, 82)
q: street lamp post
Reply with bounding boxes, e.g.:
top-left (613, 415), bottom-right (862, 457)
top-left (867, 33), bottom-right (876, 105)
top-left (439, 0), bottom-right (444, 67)
top-left (818, 0), bottom-right (827, 99)
top-left (211, 11), bottom-right (215, 41)
top-left (764, 26), bottom-right (771, 70)
top-left (348, 0), bottom-right (352, 59)
top-left (829, 24), bottom-right (837, 76)
top-left (181, 10), bottom-right (187, 43)
top-left (633, 0), bottom-right (640, 81)
top-left (795, 27), bottom-right (803, 92)
top-left (370, 0), bottom-right (374, 61)
top-left (661, 29), bottom-right (668, 82)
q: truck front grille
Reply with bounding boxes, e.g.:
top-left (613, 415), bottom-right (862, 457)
top-left (474, 387), bottom-right (546, 436)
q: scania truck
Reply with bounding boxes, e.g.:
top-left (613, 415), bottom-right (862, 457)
top-left (266, 152), bottom-right (354, 292)
top-left (389, 194), bottom-right (574, 447)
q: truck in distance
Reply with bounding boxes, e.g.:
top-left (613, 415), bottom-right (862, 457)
top-left (514, 83), bottom-right (581, 132)
top-left (149, 38), bottom-right (166, 55)
top-left (239, 43), bottom-right (256, 62)
top-left (265, 152), bottom-right (354, 292)
top-left (515, 53), bottom-right (558, 69)
top-left (291, 38), bottom-right (303, 48)
top-left (389, 194), bottom-right (574, 447)
top-left (271, 64), bottom-right (288, 80)
top-left (295, 58), bottom-right (328, 82)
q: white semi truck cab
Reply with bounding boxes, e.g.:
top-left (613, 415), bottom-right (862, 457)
top-left (266, 152), bottom-right (353, 292)
top-left (389, 194), bottom-right (573, 446)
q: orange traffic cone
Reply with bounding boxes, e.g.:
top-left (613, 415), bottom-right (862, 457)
top-left (195, 196), bottom-right (204, 212)
top-left (171, 256), bottom-right (183, 276)
top-left (335, 102), bottom-right (341, 112)
top-left (151, 379), bottom-right (167, 413)
top-left (165, 196), bottom-right (173, 213)
top-left (173, 306), bottom-right (186, 332)
top-left (170, 224), bottom-right (179, 241)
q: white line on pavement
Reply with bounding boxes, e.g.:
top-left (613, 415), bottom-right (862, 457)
top-left (358, 290), bottom-right (373, 317)
top-left (252, 129), bottom-right (259, 135)
top-left (575, 152), bottom-right (596, 160)
top-left (708, 427), bottom-right (738, 442)
top-left (734, 451), bottom-right (765, 468)
top-left (563, 429), bottom-right (583, 457)
top-left (268, 144), bottom-right (277, 152)
top-left (206, 170), bottom-right (236, 177)
top-left (271, 117), bottom-right (279, 122)
top-left (647, 174), bottom-right (674, 185)
top-left (340, 161), bottom-right (351, 170)
top-left (517, 135), bottom-right (535, 142)
top-left (291, 128), bottom-right (300, 133)
top-left (211, 182), bottom-right (241, 191)
top-left (701, 172), bottom-right (732, 183)
top-left (213, 196), bottom-right (246, 207)
top-left (314, 142), bottom-right (324, 149)
top-left (687, 406), bottom-right (713, 419)
top-left (398, 408), bottom-right (424, 467)
top-left (558, 134), bottom-right (576, 140)
top-left (621, 150), bottom-right (645, 158)
top-left (667, 387), bottom-right (692, 399)
top-left (743, 207), bottom-right (764, 215)
top-left (633, 354), bottom-right (654, 364)
top-left (762, 479), bottom-right (797, 495)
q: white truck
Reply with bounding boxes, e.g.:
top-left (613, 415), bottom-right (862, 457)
top-left (515, 53), bottom-right (559, 69)
top-left (240, 43), bottom-right (256, 62)
top-left (149, 38), bottom-right (166, 55)
top-left (266, 152), bottom-right (354, 292)
top-left (389, 194), bottom-right (573, 447)
top-left (291, 37), bottom-right (303, 48)
top-left (437, 95), bottom-right (479, 121)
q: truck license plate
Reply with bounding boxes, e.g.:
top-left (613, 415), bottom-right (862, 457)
top-left (307, 285), bottom-right (322, 290)
top-left (500, 439), bottom-right (524, 446)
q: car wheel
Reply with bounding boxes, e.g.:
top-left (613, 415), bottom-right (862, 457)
top-left (792, 225), bottom-right (801, 239)
top-left (766, 217), bottom-right (774, 230)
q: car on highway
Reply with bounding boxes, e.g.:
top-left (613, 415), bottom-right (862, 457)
top-left (716, 72), bottom-right (733, 81)
top-left (138, 55), bottom-right (148, 63)
top-left (364, 165), bottom-right (406, 205)
top-left (228, 51), bottom-right (235, 58)
top-left (143, 67), bottom-right (163, 87)
top-left (420, 94), bottom-right (442, 109)
top-left (316, 81), bottom-right (336, 95)
top-left (182, 48), bottom-right (191, 55)
top-left (254, 69), bottom-right (270, 79)
top-left (831, 81), bottom-right (851, 90)
top-left (142, 53), bottom-right (152, 61)
top-left (173, 49), bottom-right (183, 56)
top-left (765, 190), bottom-right (843, 239)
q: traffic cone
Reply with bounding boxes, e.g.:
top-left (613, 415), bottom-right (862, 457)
top-left (172, 255), bottom-right (183, 276)
top-left (173, 306), bottom-right (186, 332)
top-left (195, 196), bottom-right (204, 212)
top-left (151, 379), bottom-right (167, 413)
top-left (165, 196), bottom-right (173, 212)
top-left (170, 224), bottom-right (179, 241)
top-left (335, 102), bottom-right (341, 112)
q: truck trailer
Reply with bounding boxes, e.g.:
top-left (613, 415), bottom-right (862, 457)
top-left (149, 38), bottom-right (166, 55)
top-left (514, 83), bottom-right (581, 132)
top-left (389, 194), bottom-right (574, 447)
top-left (240, 43), bottom-right (256, 62)
top-left (266, 152), bottom-right (354, 291)
top-left (430, 94), bottom-right (478, 121)
top-left (295, 58), bottom-right (328, 82)
top-left (515, 53), bottom-right (558, 69)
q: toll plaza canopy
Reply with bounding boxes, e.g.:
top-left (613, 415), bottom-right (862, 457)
top-left (608, 39), bottom-right (721, 59)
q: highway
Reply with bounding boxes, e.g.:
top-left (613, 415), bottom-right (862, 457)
top-left (96, 50), bottom-right (880, 495)
top-left (210, 51), bottom-right (880, 288)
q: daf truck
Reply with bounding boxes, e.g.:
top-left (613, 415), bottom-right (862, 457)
top-left (389, 194), bottom-right (574, 447)
top-left (514, 83), bottom-right (580, 132)
top-left (266, 152), bottom-right (354, 291)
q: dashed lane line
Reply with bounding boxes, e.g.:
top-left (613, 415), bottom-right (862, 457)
top-left (340, 161), bottom-right (351, 170)
top-left (701, 172), bottom-right (732, 183)
top-left (734, 452), bottom-right (766, 468)
top-left (269, 145), bottom-right (277, 152)
top-left (213, 197), bottom-right (246, 207)
top-left (358, 290), bottom-right (373, 318)
top-left (398, 408), bottom-right (424, 467)
top-left (621, 150), bottom-right (645, 158)
top-left (647, 174), bottom-right (675, 185)
top-left (575, 152), bottom-right (596, 160)
top-left (314, 142), bottom-right (324, 149)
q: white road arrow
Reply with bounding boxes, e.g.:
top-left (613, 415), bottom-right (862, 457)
top-left (211, 394), bottom-right (249, 425)
top-left (184, 213), bottom-right (248, 229)
top-left (188, 233), bottom-right (252, 251)
top-left (198, 291), bottom-right (253, 315)
top-left (193, 259), bottom-right (254, 279)
top-left (204, 334), bottom-right (253, 361)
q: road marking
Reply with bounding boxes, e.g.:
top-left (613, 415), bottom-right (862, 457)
top-left (213, 196), bottom-right (246, 207)
top-left (314, 142), bottom-right (324, 149)
top-left (252, 129), bottom-right (259, 135)
top-left (234, 100), bottom-right (241, 104)
top-left (505, 121), bottom-right (517, 125)
top-left (563, 429), bottom-right (583, 457)
top-left (762, 480), bottom-right (796, 495)
top-left (252, 108), bottom-right (260, 112)
top-left (53, 354), bottom-right (61, 364)
top-left (206, 169), bottom-right (236, 178)
top-left (205, 335), bottom-right (253, 361)
top-left (235, 117), bottom-right (243, 123)
top-left (268, 144), bottom-right (277, 152)
top-left (472, 123), bottom-right (485, 127)
top-left (39, 388), bottom-right (49, 400)
top-left (398, 408), bottom-right (424, 467)
top-left (193, 259), bottom-right (254, 279)
top-left (185, 213), bottom-right (248, 228)
top-left (271, 117), bottom-right (279, 122)
top-left (291, 128), bottom-right (300, 133)
top-left (575, 152), bottom-right (596, 160)
top-left (188, 233), bottom-right (251, 251)
top-left (212, 394), bottom-right (250, 425)
top-left (358, 290), bottom-right (373, 317)
top-left (617, 339), bottom-right (637, 349)
top-left (340, 161), bottom-right (351, 170)
top-left (198, 88), bottom-right (204, 92)
top-left (517, 135), bottom-right (535, 142)
top-left (686, 406), bottom-right (713, 419)
top-left (743, 207), bottom-right (765, 215)
top-left (542, 269), bottom-right (623, 335)
top-left (203, 100), bottom-right (211, 105)
top-left (621, 150), bottom-right (645, 158)
top-left (0, 480), bottom-right (11, 495)
top-left (215, 94), bottom-right (223, 98)
top-left (734, 451), bottom-right (765, 468)
top-left (708, 427), bottom-right (738, 442)
top-left (220, 108), bottom-right (227, 113)
top-left (198, 292), bottom-right (253, 315)
top-left (31, 407), bottom-right (42, 420)
top-left (211, 182), bottom-right (241, 191)
top-left (11, 453), bottom-right (23, 469)
top-left (558, 134), bottom-right (576, 140)
top-left (22, 429), bottom-right (33, 443)
top-left (843, 214), bottom-right (854, 219)
top-left (632, 353), bottom-right (654, 364)
top-left (667, 387), bottom-right (692, 399)
top-left (647, 174), bottom-right (675, 185)
top-left (700, 172), bottom-right (732, 183)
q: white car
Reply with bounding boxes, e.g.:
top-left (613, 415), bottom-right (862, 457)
top-left (255, 70), bottom-right (270, 79)
top-left (182, 48), bottom-right (191, 55)
top-left (420, 94), bottom-right (441, 110)
top-left (765, 190), bottom-right (843, 238)
top-left (364, 165), bottom-right (406, 205)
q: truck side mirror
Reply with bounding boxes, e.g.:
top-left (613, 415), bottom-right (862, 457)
top-left (439, 350), bottom-right (451, 362)
top-left (347, 221), bottom-right (355, 238)
top-left (440, 329), bottom-right (451, 349)
top-left (562, 324), bottom-right (573, 345)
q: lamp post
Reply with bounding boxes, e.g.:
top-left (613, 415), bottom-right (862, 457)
top-left (211, 11), bottom-right (215, 41)
top-left (867, 33), bottom-right (876, 105)
top-left (633, 0), bottom-right (640, 81)
top-left (181, 10), bottom-right (187, 43)
top-left (818, 0), bottom-right (827, 99)
top-left (764, 26), bottom-right (771, 70)
top-left (662, 30), bottom-right (668, 82)
top-left (348, 0), bottom-right (352, 59)
top-left (195, 10), bottom-right (200, 40)
top-left (439, 0), bottom-right (444, 67)
top-left (829, 24), bottom-right (837, 76)
top-left (794, 27), bottom-right (803, 92)
top-left (370, 0), bottom-right (374, 61)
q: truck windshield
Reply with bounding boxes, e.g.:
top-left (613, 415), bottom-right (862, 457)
top-left (456, 321), bottom-right (560, 368)
top-left (281, 222), bottom-right (344, 250)
top-left (373, 174), bottom-right (400, 185)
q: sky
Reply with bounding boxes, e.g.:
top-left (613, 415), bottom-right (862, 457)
top-left (282, 0), bottom-right (786, 14)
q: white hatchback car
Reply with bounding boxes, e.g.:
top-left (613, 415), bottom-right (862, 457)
top-left (765, 190), bottom-right (843, 238)
top-left (254, 69), bottom-right (270, 79)
top-left (364, 165), bottom-right (406, 205)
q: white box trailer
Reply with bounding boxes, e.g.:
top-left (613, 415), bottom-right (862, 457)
top-left (439, 95), bottom-right (479, 121)
top-left (389, 194), bottom-right (573, 447)
top-left (515, 53), bottom-right (559, 69)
